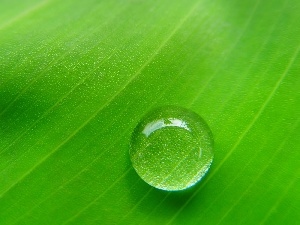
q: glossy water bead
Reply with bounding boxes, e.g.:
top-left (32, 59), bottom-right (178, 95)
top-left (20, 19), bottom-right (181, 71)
top-left (129, 106), bottom-right (214, 191)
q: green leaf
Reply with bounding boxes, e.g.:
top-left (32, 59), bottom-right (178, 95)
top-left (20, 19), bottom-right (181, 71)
top-left (0, 0), bottom-right (299, 224)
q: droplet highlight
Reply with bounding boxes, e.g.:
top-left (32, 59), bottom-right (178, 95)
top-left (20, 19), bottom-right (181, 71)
top-left (129, 106), bottom-right (214, 191)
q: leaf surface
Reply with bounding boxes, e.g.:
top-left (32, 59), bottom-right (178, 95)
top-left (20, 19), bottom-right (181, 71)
top-left (0, 0), bottom-right (299, 224)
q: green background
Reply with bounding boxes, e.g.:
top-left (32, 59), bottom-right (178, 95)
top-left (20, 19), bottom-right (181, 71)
top-left (0, 0), bottom-right (299, 224)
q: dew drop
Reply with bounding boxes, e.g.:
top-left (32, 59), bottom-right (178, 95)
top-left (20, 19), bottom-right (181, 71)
top-left (129, 106), bottom-right (214, 191)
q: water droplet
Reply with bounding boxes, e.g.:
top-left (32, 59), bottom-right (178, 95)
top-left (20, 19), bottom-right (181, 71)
top-left (130, 106), bottom-right (214, 191)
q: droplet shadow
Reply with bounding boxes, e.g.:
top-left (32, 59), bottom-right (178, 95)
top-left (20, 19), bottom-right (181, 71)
top-left (124, 150), bottom-right (212, 221)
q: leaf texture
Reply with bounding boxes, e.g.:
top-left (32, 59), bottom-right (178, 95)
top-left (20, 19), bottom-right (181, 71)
top-left (0, 0), bottom-right (299, 224)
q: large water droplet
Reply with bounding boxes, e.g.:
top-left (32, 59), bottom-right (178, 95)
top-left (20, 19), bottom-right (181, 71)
top-left (130, 106), bottom-right (214, 191)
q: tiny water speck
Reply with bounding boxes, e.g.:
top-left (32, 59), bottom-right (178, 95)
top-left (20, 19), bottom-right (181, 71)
top-left (129, 106), bottom-right (214, 191)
